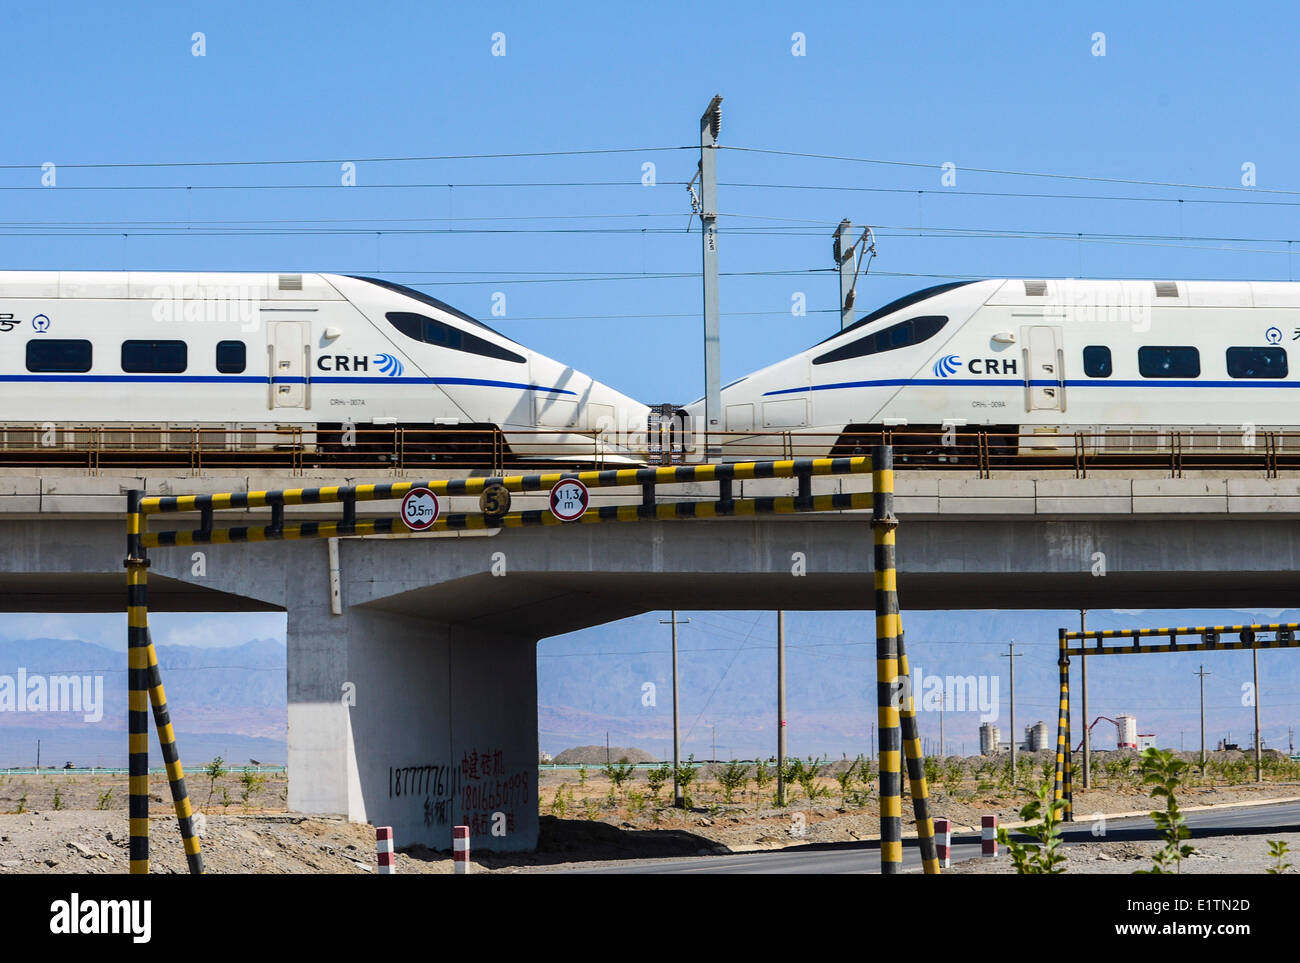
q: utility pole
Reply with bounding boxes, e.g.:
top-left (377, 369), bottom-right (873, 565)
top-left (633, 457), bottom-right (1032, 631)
top-left (36, 738), bottom-right (40, 770)
top-left (776, 610), bottom-right (788, 806)
top-left (939, 689), bottom-right (945, 758)
top-left (1080, 610), bottom-right (1090, 789)
top-left (660, 611), bottom-right (690, 806)
top-left (605, 731), bottom-right (610, 767)
top-left (1002, 643), bottom-right (1023, 777)
top-left (1252, 638), bottom-right (1262, 782)
top-left (1290, 726), bottom-right (1295, 755)
top-left (697, 95), bottom-right (722, 460)
top-left (1195, 665), bottom-right (1211, 772)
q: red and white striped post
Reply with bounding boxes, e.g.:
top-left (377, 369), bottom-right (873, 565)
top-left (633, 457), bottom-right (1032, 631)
top-left (376, 826), bottom-right (395, 874)
top-left (453, 825), bottom-right (470, 874)
top-left (981, 814), bottom-right (998, 858)
top-left (934, 817), bottom-right (952, 868)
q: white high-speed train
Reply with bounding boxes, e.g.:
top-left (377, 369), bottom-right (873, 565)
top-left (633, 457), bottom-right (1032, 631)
top-left (0, 271), bottom-right (649, 463)
top-left (684, 278), bottom-right (1300, 458)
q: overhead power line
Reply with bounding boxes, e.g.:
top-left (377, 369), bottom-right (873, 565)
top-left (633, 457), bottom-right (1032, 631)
top-left (722, 145), bottom-right (1300, 197)
top-left (0, 180), bottom-right (687, 192)
top-left (0, 146), bottom-right (693, 171)
top-left (721, 181), bottom-right (1300, 209)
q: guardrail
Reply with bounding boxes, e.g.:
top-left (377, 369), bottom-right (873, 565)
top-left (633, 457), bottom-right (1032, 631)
top-left (0, 766), bottom-right (286, 776)
top-left (0, 424), bottom-right (1296, 477)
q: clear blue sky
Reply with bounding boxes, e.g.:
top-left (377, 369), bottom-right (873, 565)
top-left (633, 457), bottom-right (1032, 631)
top-left (4, 2), bottom-right (1300, 402)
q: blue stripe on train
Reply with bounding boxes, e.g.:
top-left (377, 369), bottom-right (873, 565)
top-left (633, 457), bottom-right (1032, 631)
top-left (763, 377), bottom-right (1300, 395)
top-left (0, 374), bottom-right (576, 394)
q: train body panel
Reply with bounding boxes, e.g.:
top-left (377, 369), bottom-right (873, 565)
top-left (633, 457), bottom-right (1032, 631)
top-left (695, 278), bottom-right (1300, 458)
top-left (0, 271), bottom-right (648, 462)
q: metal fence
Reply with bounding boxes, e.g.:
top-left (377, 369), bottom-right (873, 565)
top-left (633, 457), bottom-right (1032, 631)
top-left (0, 424), bottom-right (1296, 477)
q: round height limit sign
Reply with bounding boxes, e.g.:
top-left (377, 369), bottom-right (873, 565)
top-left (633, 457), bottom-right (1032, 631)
top-left (548, 478), bottom-right (589, 522)
top-left (400, 487), bottom-right (440, 531)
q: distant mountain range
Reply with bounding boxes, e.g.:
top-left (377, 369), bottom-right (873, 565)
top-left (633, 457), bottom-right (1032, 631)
top-left (6, 604), bottom-right (1297, 768)
top-left (538, 608), bottom-right (1300, 760)
top-left (0, 637), bottom-right (285, 767)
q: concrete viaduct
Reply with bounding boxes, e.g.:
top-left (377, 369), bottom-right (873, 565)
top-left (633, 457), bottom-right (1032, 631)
top-left (1, 468), bottom-right (1298, 850)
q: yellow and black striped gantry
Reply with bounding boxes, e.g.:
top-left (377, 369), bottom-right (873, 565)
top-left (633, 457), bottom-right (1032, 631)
top-left (136, 455), bottom-right (876, 545)
top-left (1052, 622), bottom-right (1300, 820)
top-left (125, 450), bottom-right (938, 875)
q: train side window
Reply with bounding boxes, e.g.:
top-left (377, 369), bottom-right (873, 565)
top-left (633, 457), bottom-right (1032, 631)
top-left (1082, 345), bottom-right (1112, 377)
top-left (216, 340), bottom-right (247, 374)
top-left (122, 340), bottom-right (187, 373)
top-left (813, 315), bottom-right (948, 365)
top-left (1226, 346), bottom-right (1288, 379)
top-left (1137, 345), bottom-right (1199, 378)
top-left (385, 311), bottom-right (526, 363)
top-left (26, 339), bottom-right (92, 373)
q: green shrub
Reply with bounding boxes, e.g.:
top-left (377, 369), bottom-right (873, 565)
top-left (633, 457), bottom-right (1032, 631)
top-left (1136, 748), bottom-right (1195, 874)
top-left (204, 756), bottom-right (227, 806)
top-left (602, 761), bottom-right (637, 794)
top-left (996, 779), bottom-right (1067, 874)
top-left (646, 764), bottom-right (672, 801)
top-left (715, 762), bottom-right (750, 803)
top-left (674, 755), bottom-right (699, 808)
top-left (1267, 840), bottom-right (1292, 875)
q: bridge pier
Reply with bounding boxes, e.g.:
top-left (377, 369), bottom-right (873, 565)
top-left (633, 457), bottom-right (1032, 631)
top-left (286, 594), bottom-right (539, 851)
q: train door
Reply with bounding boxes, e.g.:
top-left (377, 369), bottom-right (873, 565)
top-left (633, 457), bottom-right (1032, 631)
top-left (1022, 325), bottom-right (1064, 411)
top-left (268, 321), bottom-right (310, 409)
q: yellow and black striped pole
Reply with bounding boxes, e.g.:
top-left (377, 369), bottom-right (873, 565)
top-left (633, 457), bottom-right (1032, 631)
top-left (144, 629), bottom-right (204, 874)
top-left (125, 490), bottom-right (150, 874)
top-left (872, 445), bottom-right (903, 873)
top-left (897, 628), bottom-right (940, 873)
top-left (1064, 700), bottom-right (1074, 821)
top-left (1053, 628), bottom-right (1069, 812)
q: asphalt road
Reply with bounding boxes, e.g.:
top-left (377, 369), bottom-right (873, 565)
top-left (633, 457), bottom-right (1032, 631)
top-left (567, 800), bottom-right (1300, 874)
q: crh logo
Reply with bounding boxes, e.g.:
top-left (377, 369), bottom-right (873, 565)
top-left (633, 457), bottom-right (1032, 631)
top-left (933, 354), bottom-right (961, 378)
top-left (376, 353), bottom-right (404, 377)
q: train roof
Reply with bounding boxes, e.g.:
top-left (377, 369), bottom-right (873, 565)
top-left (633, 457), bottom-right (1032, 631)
top-left (0, 270), bottom-right (343, 300)
top-left (0, 272), bottom-right (517, 339)
top-left (823, 278), bottom-right (1300, 347)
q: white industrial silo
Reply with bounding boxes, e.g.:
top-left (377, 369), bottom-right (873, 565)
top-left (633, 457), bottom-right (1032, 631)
top-left (979, 723), bottom-right (1001, 755)
top-left (1116, 714), bottom-right (1138, 749)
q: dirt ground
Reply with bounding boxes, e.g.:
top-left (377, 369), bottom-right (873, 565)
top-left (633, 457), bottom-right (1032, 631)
top-left (531, 755), bottom-right (1300, 854)
top-left (946, 830), bottom-right (1300, 874)
top-left (1, 753), bottom-right (1297, 873)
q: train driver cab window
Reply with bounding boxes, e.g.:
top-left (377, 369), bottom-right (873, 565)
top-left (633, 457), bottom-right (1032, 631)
top-left (1082, 345), bottom-right (1112, 378)
top-left (386, 311), bottom-right (526, 363)
top-left (812, 315), bottom-right (948, 365)
top-left (1137, 345), bottom-right (1200, 378)
top-left (216, 340), bottom-right (247, 374)
top-left (1226, 346), bottom-right (1288, 379)
top-left (26, 339), bottom-right (93, 373)
top-left (122, 340), bottom-right (187, 373)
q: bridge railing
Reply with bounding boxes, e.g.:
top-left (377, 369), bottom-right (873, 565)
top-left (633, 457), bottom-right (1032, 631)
top-left (0, 424), bottom-right (1295, 476)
